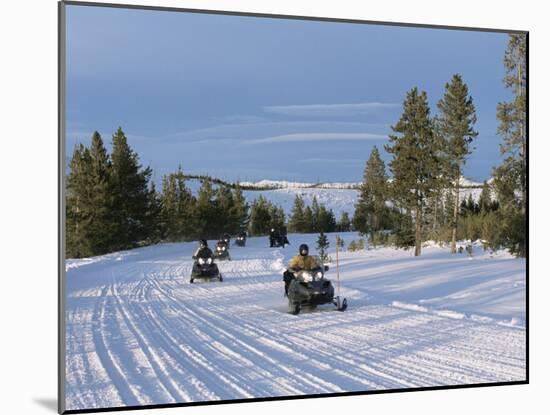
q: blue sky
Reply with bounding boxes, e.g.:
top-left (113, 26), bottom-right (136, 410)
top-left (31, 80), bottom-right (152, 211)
top-left (66, 4), bottom-right (512, 183)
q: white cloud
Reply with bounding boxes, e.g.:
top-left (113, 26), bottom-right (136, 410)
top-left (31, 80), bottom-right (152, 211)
top-left (244, 132), bottom-right (386, 145)
top-left (263, 102), bottom-right (399, 117)
top-left (158, 121), bottom-right (389, 143)
top-left (213, 114), bottom-right (267, 124)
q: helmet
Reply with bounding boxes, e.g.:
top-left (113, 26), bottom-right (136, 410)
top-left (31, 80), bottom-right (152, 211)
top-left (299, 244), bottom-right (309, 256)
top-left (199, 239), bottom-right (208, 247)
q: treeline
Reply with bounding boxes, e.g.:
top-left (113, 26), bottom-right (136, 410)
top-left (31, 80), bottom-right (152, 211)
top-left (352, 34), bottom-right (526, 257)
top-left (180, 174), bottom-right (279, 191)
top-left (66, 128), bottom-right (249, 258)
top-left (248, 196), bottom-right (286, 236)
top-left (287, 195), bottom-right (351, 234)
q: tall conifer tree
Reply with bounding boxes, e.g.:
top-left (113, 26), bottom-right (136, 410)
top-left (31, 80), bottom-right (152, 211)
top-left (385, 88), bottom-right (440, 256)
top-left (493, 34), bottom-right (527, 257)
top-left (353, 146), bottom-right (388, 238)
top-left (110, 127), bottom-right (152, 250)
top-left (66, 144), bottom-right (93, 258)
top-left (436, 74), bottom-right (478, 253)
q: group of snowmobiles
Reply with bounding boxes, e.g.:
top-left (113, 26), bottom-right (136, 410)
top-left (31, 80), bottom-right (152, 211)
top-left (189, 230), bottom-right (347, 315)
top-left (190, 232), bottom-right (243, 283)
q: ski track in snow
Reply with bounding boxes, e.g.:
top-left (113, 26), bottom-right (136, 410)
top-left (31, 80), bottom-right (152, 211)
top-left (65, 233), bottom-right (526, 411)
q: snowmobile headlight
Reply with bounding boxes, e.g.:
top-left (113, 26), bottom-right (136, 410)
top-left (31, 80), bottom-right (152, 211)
top-left (302, 272), bottom-right (313, 282)
top-left (207, 258), bottom-right (212, 264)
top-left (222, 246), bottom-right (226, 251)
top-left (198, 258), bottom-right (206, 265)
top-left (315, 271), bottom-right (323, 280)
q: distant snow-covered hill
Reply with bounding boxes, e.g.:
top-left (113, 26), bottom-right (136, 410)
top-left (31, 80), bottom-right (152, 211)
top-left (243, 187), bottom-right (358, 218)
top-left (185, 177), bottom-right (486, 219)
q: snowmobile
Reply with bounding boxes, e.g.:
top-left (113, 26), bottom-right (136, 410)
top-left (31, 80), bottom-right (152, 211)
top-left (221, 233), bottom-right (231, 245)
top-left (235, 232), bottom-right (247, 247)
top-left (269, 228), bottom-right (289, 248)
top-left (190, 256), bottom-right (223, 283)
top-left (213, 240), bottom-right (231, 261)
top-left (286, 265), bottom-right (347, 315)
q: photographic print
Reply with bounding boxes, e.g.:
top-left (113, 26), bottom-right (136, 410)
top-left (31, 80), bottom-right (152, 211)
top-left (60, 2), bottom-right (527, 413)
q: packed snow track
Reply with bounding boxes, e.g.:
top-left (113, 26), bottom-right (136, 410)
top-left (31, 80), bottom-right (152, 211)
top-left (65, 233), bottom-right (526, 411)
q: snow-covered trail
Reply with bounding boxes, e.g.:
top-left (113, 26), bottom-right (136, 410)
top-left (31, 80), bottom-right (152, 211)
top-left (64, 233), bottom-right (526, 411)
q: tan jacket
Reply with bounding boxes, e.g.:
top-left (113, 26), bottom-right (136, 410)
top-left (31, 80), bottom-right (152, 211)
top-left (289, 255), bottom-right (321, 270)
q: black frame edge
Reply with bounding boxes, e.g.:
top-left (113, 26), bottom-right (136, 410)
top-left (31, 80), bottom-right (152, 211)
top-left (58, 1), bottom-right (67, 414)
top-left (61, 0), bottom-right (528, 35)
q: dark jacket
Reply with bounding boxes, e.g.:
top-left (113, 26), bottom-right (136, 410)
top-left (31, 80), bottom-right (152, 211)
top-left (193, 247), bottom-right (213, 259)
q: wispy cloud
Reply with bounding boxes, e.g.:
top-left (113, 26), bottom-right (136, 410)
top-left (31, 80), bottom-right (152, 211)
top-left (244, 132), bottom-right (386, 145)
top-left (159, 121), bottom-right (389, 143)
top-left (212, 114), bottom-right (267, 124)
top-left (263, 102), bottom-right (400, 117)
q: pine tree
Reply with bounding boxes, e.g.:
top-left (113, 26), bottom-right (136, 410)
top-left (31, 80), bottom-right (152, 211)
top-left (85, 131), bottom-right (115, 254)
top-left (443, 189), bottom-right (455, 226)
top-left (160, 173), bottom-right (179, 240)
top-left (303, 206), bottom-right (314, 233)
top-left (229, 183), bottom-right (250, 234)
top-left (478, 181), bottom-right (492, 214)
top-left (316, 232), bottom-right (330, 263)
top-left (175, 167), bottom-right (195, 238)
top-left (249, 196), bottom-right (271, 236)
top-left (215, 185), bottom-right (235, 235)
top-left (317, 205), bottom-right (336, 233)
top-left (497, 34), bottom-right (527, 209)
top-left (289, 195), bottom-right (306, 232)
top-left (385, 88), bottom-right (441, 256)
top-left (311, 196), bottom-right (320, 231)
top-left (493, 34), bottom-right (527, 257)
top-left (337, 212), bottom-right (351, 232)
top-left (66, 132), bottom-right (117, 258)
top-left (269, 205), bottom-right (285, 231)
top-left (109, 127), bottom-right (153, 250)
top-left (194, 179), bottom-right (217, 238)
top-left (160, 166), bottom-right (195, 241)
top-left (436, 74), bottom-right (478, 253)
top-left (353, 146), bottom-right (388, 239)
top-left (145, 182), bottom-right (162, 243)
top-left (66, 144), bottom-right (93, 258)
top-left (466, 193), bottom-right (477, 215)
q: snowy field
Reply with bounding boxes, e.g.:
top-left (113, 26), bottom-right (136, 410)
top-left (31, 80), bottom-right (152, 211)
top-left (64, 232), bottom-right (526, 411)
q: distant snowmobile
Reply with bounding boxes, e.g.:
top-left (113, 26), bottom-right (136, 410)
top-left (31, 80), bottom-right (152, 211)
top-left (221, 233), bottom-right (231, 245)
top-left (285, 265), bottom-right (347, 315)
top-left (235, 231), bottom-right (247, 247)
top-left (213, 240), bottom-right (231, 261)
top-left (269, 227), bottom-right (289, 248)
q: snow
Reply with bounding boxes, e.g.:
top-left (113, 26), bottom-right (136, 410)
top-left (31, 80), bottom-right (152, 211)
top-left (65, 232), bottom-right (526, 411)
top-left (240, 179), bottom-right (361, 189)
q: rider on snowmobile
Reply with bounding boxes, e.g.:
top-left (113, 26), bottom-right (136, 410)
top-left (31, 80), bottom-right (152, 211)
top-left (192, 239), bottom-right (213, 260)
top-left (283, 244), bottom-right (321, 296)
